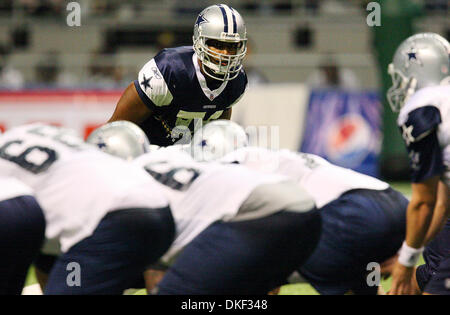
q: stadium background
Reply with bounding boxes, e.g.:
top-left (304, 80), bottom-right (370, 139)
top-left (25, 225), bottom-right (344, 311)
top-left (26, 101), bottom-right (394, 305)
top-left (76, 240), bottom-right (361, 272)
top-left (0, 0), bottom-right (446, 294)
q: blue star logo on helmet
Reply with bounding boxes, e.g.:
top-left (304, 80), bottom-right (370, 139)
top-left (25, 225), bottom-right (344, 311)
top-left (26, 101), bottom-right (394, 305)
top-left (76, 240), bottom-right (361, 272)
top-left (96, 137), bottom-right (107, 149)
top-left (404, 48), bottom-right (422, 68)
top-left (195, 13), bottom-right (208, 27)
top-left (407, 52), bottom-right (417, 60)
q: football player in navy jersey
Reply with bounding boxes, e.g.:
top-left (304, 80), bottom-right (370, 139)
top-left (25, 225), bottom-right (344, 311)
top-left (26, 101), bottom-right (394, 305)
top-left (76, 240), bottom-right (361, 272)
top-left (107, 4), bottom-right (248, 147)
top-left (387, 33), bottom-right (450, 295)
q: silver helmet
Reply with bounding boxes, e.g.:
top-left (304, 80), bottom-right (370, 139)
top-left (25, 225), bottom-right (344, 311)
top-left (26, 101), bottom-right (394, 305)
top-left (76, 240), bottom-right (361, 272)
top-left (191, 119), bottom-right (248, 161)
top-left (86, 121), bottom-right (150, 161)
top-left (387, 32), bottom-right (450, 112)
top-left (193, 4), bottom-right (247, 82)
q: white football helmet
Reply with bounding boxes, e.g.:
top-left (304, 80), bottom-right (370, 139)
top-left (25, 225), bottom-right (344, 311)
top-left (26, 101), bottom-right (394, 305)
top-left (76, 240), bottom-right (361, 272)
top-left (86, 121), bottom-right (151, 161)
top-left (387, 32), bottom-right (450, 112)
top-left (193, 4), bottom-right (247, 82)
top-left (191, 119), bottom-right (248, 161)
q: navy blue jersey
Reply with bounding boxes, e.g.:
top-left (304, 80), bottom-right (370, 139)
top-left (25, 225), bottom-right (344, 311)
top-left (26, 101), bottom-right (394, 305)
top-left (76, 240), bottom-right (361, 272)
top-left (134, 46), bottom-right (248, 146)
top-left (396, 85), bottom-right (450, 186)
top-left (398, 106), bottom-right (444, 183)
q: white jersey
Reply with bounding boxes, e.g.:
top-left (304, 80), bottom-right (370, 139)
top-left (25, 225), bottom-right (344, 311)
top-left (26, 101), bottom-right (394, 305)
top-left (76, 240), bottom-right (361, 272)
top-left (220, 147), bottom-right (389, 208)
top-left (132, 146), bottom-right (292, 263)
top-left (397, 85), bottom-right (450, 187)
top-left (0, 124), bottom-right (168, 253)
top-left (0, 176), bottom-right (33, 201)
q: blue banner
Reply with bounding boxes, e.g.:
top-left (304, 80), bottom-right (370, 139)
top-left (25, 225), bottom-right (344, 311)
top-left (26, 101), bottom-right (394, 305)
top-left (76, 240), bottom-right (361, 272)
top-left (300, 89), bottom-right (383, 177)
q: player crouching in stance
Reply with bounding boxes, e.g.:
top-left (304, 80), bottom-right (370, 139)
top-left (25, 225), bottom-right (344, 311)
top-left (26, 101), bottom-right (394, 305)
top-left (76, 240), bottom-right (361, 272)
top-left (387, 33), bottom-right (450, 295)
top-left (87, 121), bottom-right (322, 295)
top-left (0, 123), bottom-right (175, 294)
top-left (192, 120), bottom-right (410, 295)
top-left (0, 177), bottom-right (45, 295)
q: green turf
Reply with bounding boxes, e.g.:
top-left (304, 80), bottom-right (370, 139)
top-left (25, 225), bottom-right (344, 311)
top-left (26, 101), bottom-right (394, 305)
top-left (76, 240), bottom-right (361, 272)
top-left (25, 266), bottom-right (37, 287)
top-left (389, 182), bottom-right (412, 197)
top-left (279, 277), bottom-right (390, 295)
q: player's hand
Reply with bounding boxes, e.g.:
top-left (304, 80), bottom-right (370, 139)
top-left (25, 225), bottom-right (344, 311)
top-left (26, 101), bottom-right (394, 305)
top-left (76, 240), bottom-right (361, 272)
top-left (380, 255), bottom-right (398, 279)
top-left (388, 262), bottom-right (419, 295)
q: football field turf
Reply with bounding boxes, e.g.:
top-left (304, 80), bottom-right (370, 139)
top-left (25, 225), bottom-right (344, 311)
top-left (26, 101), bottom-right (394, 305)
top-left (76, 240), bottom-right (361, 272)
top-left (23, 182), bottom-right (413, 295)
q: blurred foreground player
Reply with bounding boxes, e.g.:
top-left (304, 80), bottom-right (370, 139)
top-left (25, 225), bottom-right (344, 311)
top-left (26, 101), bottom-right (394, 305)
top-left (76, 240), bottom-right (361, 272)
top-left (108, 4), bottom-right (248, 146)
top-left (193, 120), bottom-right (409, 295)
top-left (88, 122), bottom-right (322, 295)
top-left (0, 177), bottom-right (45, 295)
top-left (0, 123), bottom-right (175, 294)
top-left (387, 32), bottom-right (450, 295)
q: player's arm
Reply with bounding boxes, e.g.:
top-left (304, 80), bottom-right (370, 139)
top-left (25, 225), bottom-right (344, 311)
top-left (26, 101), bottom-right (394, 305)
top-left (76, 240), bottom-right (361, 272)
top-left (402, 106), bottom-right (444, 249)
top-left (392, 177), bottom-right (442, 295)
top-left (389, 106), bottom-right (443, 295)
top-left (424, 180), bottom-right (449, 244)
top-left (219, 108), bottom-right (232, 120)
top-left (405, 175), bottom-right (439, 249)
top-left (389, 176), bottom-right (439, 295)
top-left (108, 82), bottom-right (153, 124)
top-left (109, 57), bottom-right (173, 125)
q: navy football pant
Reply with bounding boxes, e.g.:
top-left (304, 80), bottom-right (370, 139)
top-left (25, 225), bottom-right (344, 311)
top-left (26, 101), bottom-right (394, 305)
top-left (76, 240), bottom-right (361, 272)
top-left (423, 257), bottom-right (450, 295)
top-left (416, 218), bottom-right (450, 295)
top-left (298, 188), bottom-right (408, 295)
top-left (44, 207), bottom-right (175, 295)
top-left (0, 195), bottom-right (46, 295)
top-left (156, 208), bottom-right (322, 295)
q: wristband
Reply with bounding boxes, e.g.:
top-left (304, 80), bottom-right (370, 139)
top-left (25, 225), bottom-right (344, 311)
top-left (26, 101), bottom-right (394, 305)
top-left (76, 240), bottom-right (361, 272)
top-left (398, 241), bottom-right (424, 267)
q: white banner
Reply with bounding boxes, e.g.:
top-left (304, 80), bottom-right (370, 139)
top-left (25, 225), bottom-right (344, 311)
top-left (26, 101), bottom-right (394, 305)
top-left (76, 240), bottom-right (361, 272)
top-left (233, 83), bottom-right (310, 150)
